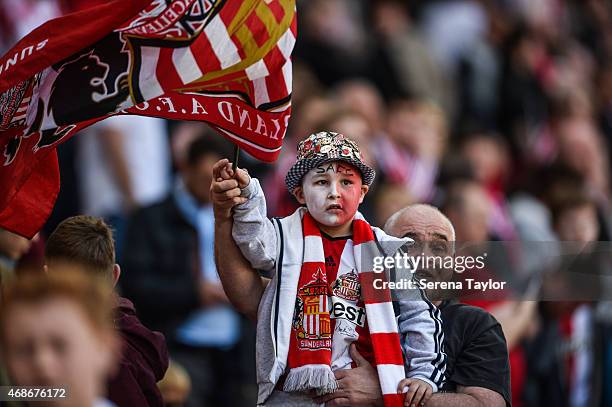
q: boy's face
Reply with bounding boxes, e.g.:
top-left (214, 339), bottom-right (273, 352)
top-left (294, 162), bottom-right (368, 230)
top-left (2, 298), bottom-right (115, 406)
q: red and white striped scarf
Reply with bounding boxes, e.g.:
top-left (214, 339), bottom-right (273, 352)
top-left (283, 211), bottom-right (405, 407)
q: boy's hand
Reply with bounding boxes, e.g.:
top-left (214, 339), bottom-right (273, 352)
top-left (215, 159), bottom-right (250, 187)
top-left (397, 378), bottom-right (433, 407)
top-left (211, 159), bottom-right (249, 220)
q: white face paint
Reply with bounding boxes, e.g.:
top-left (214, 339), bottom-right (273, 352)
top-left (297, 162), bottom-right (367, 236)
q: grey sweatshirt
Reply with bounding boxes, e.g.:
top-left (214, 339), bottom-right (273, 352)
top-left (232, 178), bottom-right (446, 405)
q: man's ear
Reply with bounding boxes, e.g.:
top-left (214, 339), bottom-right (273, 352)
top-left (112, 264), bottom-right (121, 287)
top-left (293, 186), bottom-right (306, 205)
top-left (359, 185), bottom-right (369, 204)
top-left (43, 264), bottom-right (48, 274)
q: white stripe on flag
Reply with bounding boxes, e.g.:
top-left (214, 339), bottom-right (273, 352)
top-left (377, 364), bottom-right (405, 395)
top-left (303, 236), bottom-right (324, 263)
top-left (366, 302), bottom-right (399, 333)
top-left (253, 76), bottom-right (270, 107)
top-left (278, 30), bottom-right (296, 60)
top-left (204, 15), bottom-right (241, 69)
top-left (245, 59), bottom-right (269, 80)
top-left (172, 47), bottom-right (203, 84)
top-left (139, 46), bottom-right (164, 100)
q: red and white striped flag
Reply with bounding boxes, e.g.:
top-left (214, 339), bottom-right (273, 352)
top-left (0, 0), bottom-right (296, 237)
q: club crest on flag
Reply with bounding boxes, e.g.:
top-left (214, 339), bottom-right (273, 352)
top-left (293, 268), bottom-right (332, 350)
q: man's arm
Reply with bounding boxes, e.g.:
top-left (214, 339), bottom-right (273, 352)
top-left (424, 386), bottom-right (505, 407)
top-left (211, 159), bottom-right (269, 320)
top-left (313, 346), bottom-right (505, 407)
top-left (214, 214), bottom-right (268, 321)
top-left (312, 344), bottom-right (383, 407)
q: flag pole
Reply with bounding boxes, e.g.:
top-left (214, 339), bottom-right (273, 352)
top-left (232, 144), bottom-right (240, 173)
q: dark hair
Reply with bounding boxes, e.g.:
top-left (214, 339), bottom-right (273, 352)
top-left (550, 193), bottom-right (595, 227)
top-left (186, 131), bottom-right (234, 166)
top-left (45, 216), bottom-right (115, 277)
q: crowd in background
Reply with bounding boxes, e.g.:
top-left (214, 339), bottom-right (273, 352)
top-left (1, 0), bottom-right (612, 406)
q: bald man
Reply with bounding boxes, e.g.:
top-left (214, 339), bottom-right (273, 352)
top-left (384, 204), bottom-right (510, 407)
top-left (318, 205), bottom-right (510, 406)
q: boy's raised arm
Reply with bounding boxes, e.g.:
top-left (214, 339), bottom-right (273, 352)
top-left (226, 168), bottom-right (277, 272)
top-left (211, 159), bottom-right (269, 320)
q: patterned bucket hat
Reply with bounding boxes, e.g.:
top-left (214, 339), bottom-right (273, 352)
top-left (285, 131), bottom-right (376, 192)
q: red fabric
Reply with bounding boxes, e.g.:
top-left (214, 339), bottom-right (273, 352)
top-left (109, 297), bottom-right (169, 407)
top-left (286, 214), bottom-right (334, 370)
top-left (559, 314), bottom-right (574, 396)
top-left (0, 150), bottom-right (58, 237)
top-left (0, 0), bottom-right (150, 93)
top-left (321, 233), bottom-right (376, 366)
top-left (0, 0), bottom-right (296, 237)
top-left (360, 271), bottom-right (393, 304)
top-left (285, 212), bottom-right (404, 407)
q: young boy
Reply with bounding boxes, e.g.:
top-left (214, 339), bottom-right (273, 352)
top-left (0, 268), bottom-right (120, 407)
top-left (216, 132), bottom-right (444, 406)
top-left (44, 216), bottom-right (169, 407)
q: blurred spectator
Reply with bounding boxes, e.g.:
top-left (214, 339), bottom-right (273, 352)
top-left (121, 134), bottom-right (252, 407)
top-left (44, 216), bottom-right (169, 407)
top-left (443, 180), bottom-right (535, 407)
top-left (459, 132), bottom-right (516, 239)
top-left (555, 117), bottom-right (610, 203)
top-left (333, 80), bottom-right (386, 136)
top-left (524, 190), bottom-right (602, 407)
top-left (78, 116), bottom-right (171, 258)
top-left (369, 0), bottom-right (452, 110)
top-left (443, 180), bottom-right (492, 244)
top-left (419, 0), bottom-right (489, 75)
top-left (0, 228), bottom-right (33, 407)
top-left (374, 183), bottom-right (414, 227)
top-left (295, 0), bottom-right (370, 86)
top-left (0, 269), bottom-right (120, 407)
top-left (0, 229), bottom-right (32, 298)
top-left (551, 194), bottom-right (599, 243)
top-left (375, 99), bottom-right (448, 202)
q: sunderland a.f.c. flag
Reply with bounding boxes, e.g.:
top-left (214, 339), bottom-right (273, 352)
top-left (0, 0), bottom-right (296, 237)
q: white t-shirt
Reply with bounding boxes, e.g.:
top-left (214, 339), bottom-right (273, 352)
top-left (78, 115), bottom-right (171, 216)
